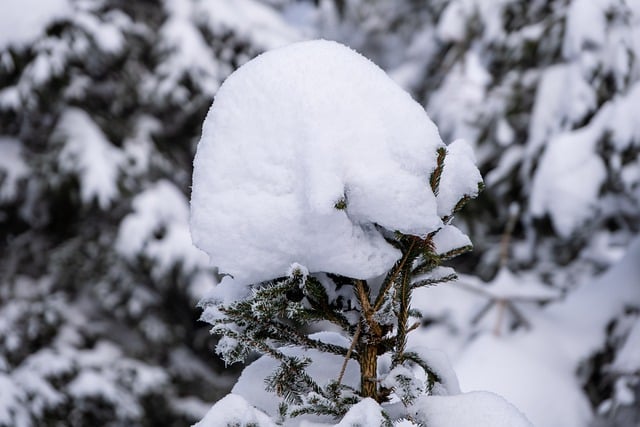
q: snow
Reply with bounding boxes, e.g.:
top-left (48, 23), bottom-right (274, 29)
top-left (0, 0), bottom-right (72, 49)
top-left (432, 225), bottom-right (471, 255)
top-left (530, 78), bottom-right (640, 236)
top-left (457, 269), bottom-right (561, 302)
top-left (607, 81), bottom-right (640, 150)
top-left (213, 337), bottom-right (532, 427)
top-left (526, 64), bottom-right (596, 156)
top-left (116, 180), bottom-right (209, 278)
top-left (381, 365), bottom-right (426, 403)
top-left (197, 0), bottom-right (301, 49)
top-left (333, 398), bottom-right (384, 427)
top-left (0, 137), bottom-right (29, 202)
top-left (455, 333), bottom-right (593, 427)
top-left (158, 0), bottom-right (223, 100)
top-left (191, 40), bottom-right (481, 287)
top-left (0, 375), bottom-right (28, 427)
top-left (436, 139), bottom-right (483, 218)
top-left (563, 0), bottom-right (608, 59)
top-left (611, 318), bottom-right (640, 373)
top-left (437, 1), bottom-right (469, 43)
top-left (485, 146), bottom-right (522, 187)
top-left (530, 120), bottom-right (607, 237)
top-left (73, 10), bottom-right (126, 53)
top-left (56, 108), bottom-right (123, 209)
top-left (427, 51), bottom-right (491, 144)
top-left (410, 391), bottom-right (532, 427)
top-left (453, 237), bottom-right (640, 427)
top-left (23, 39), bottom-right (71, 86)
top-left (194, 394), bottom-right (276, 427)
top-left (171, 396), bottom-right (212, 421)
top-left (231, 332), bottom-right (359, 424)
top-left (406, 347), bottom-right (461, 395)
top-left (436, 0), bottom-right (506, 45)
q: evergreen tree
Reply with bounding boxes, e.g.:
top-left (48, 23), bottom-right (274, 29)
top-left (191, 39), bottom-right (530, 426)
top-left (0, 0), bottom-right (299, 424)
top-left (293, 1), bottom-right (640, 425)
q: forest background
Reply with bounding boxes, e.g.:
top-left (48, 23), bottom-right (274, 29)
top-left (0, 0), bottom-right (639, 426)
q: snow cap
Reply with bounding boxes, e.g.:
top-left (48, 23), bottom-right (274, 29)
top-left (191, 40), bottom-right (471, 285)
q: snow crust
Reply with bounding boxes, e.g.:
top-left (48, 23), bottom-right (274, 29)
top-left (191, 40), bottom-right (480, 286)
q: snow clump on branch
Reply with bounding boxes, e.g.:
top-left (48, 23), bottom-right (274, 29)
top-left (190, 39), bottom-right (481, 287)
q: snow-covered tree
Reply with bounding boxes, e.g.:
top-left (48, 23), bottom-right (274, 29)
top-left (0, 0), bottom-right (300, 424)
top-left (310, 1), bottom-right (640, 426)
top-left (191, 39), bottom-right (531, 426)
top-left (270, 2), bottom-right (640, 426)
top-left (3, 0), bottom-right (639, 425)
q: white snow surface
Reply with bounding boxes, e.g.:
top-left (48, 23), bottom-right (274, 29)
top-left (194, 394), bottom-right (276, 427)
top-left (563, 0), bottom-right (608, 59)
top-left (117, 180), bottom-right (209, 279)
top-left (530, 79), bottom-right (640, 236)
top-left (436, 139), bottom-right (482, 218)
top-left (231, 331), bottom-right (360, 425)
top-left (611, 317), bottom-right (640, 373)
top-left (332, 398), bottom-right (385, 427)
top-left (0, 137), bottom-right (29, 202)
top-left (454, 237), bottom-right (640, 427)
top-left (407, 346), bottom-right (461, 395)
top-left (530, 114), bottom-right (607, 237)
top-left (410, 391), bottom-right (532, 427)
top-left (0, 0), bottom-right (72, 49)
top-left (206, 334), bottom-right (531, 426)
top-left (191, 39), bottom-right (481, 286)
top-left (56, 108), bottom-right (123, 209)
top-left (197, 0), bottom-right (301, 49)
top-left (432, 225), bottom-right (472, 255)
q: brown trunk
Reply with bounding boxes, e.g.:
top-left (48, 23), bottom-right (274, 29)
top-left (359, 339), bottom-right (378, 399)
top-left (354, 279), bottom-right (382, 401)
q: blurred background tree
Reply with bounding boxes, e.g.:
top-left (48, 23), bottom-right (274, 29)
top-left (1, 0), bottom-right (638, 426)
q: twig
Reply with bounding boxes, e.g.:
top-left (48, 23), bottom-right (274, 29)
top-left (336, 322), bottom-right (361, 385)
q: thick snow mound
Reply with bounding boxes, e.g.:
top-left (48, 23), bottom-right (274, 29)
top-left (412, 391), bottom-right (533, 427)
top-left (194, 394), bottom-right (275, 427)
top-left (333, 398), bottom-right (385, 426)
top-left (191, 40), bottom-right (478, 285)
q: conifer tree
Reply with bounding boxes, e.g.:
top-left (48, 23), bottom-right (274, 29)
top-left (191, 40), bottom-right (530, 426)
top-left (201, 158), bottom-right (477, 418)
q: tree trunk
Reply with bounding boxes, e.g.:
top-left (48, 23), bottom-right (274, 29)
top-left (359, 338), bottom-right (378, 400)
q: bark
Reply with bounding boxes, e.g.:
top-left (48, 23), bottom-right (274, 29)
top-left (358, 334), bottom-right (379, 400)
